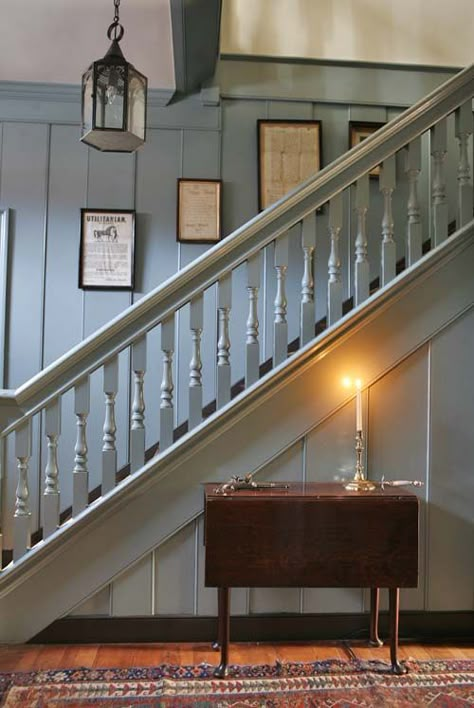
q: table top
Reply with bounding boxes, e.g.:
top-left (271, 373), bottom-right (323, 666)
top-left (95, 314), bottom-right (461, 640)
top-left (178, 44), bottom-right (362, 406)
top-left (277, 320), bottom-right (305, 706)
top-left (204, 481), bottom-right (419, 501)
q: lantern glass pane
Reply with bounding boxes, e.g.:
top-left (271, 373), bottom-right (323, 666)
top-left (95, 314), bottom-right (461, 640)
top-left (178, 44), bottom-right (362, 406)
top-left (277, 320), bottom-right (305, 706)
top-left (95, 63), bottom-right (126, 130)
top-left (81, 68), bottom-right (94, 133)
top-left (128, 69), bottom-right (147, 140)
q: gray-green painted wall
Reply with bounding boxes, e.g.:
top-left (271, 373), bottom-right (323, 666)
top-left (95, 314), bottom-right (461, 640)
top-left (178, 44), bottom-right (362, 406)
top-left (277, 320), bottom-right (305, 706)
top-left (73, 305), bottom-right (474, 616)
top-left (0, 58), bottom-right (465, 557)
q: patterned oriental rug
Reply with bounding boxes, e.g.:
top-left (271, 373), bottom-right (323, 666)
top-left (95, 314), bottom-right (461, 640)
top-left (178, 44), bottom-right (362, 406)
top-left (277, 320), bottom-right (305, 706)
top-left (0, 658), bottom-right (473, 707)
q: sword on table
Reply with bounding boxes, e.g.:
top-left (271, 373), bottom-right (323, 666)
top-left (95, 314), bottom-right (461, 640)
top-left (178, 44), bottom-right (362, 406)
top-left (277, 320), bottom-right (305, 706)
top-left (380, 476), bottom-right (423, 490)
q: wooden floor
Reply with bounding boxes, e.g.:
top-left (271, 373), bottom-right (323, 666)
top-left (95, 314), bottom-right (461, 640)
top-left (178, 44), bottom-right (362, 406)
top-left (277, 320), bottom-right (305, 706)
top-left (0, 642), bottom-right (473, 671)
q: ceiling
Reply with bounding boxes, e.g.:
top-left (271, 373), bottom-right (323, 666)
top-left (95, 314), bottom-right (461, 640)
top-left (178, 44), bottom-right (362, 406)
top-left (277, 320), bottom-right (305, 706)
top-left (0, 0), bottom-right (176, 88)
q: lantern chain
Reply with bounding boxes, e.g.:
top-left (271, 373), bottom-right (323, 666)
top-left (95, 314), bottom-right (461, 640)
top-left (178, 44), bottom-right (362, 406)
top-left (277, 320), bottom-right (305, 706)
top-left (107, 0), bottom-right (124, 42)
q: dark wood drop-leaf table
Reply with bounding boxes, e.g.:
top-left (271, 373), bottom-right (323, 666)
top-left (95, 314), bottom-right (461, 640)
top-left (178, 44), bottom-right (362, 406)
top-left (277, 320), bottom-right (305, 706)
top-left (204, 482), bottom-right (419, 677)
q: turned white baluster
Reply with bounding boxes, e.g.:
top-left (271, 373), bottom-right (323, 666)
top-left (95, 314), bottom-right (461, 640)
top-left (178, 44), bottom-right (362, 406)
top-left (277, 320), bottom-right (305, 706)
top-left (160, 315), bottom-right (175, 451)
top-left (246, 253), bottom-right (260, 387)
top-left (43, 398), bottom-right (61, 539)
top-left (354, 174), bottom-right (369, 306)
top-left (73, 376), bottom-right (90, 517)
top-left (300, 212), bottom-right (316, 346)
top-left (405, 138), bottom-right (422, 266)
top-left (217, 274), bottom-right (232, 409)
top-left (131, 335), bottom-right (147, 474)
top-left (327, 193), bottom-right (343, 326)
top-left (102, 356), bottom-right (118, 495)
top-left (189, 294), bottom-right (203, 429)
top-left (431, 119), bottom-right (448, 246)
top-left (14, 420), bottom-right (32, 561)
top-left (455, 101), bottom-right (473, 228)
top-left (380, 155), bottom-right (396, 286)
top-left (273, 232), bottom-right (289, 366)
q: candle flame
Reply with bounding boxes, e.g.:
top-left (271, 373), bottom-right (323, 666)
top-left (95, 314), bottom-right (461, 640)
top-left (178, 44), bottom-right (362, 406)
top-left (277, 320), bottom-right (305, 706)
top-left (342, 376), bottom-right (364, 389)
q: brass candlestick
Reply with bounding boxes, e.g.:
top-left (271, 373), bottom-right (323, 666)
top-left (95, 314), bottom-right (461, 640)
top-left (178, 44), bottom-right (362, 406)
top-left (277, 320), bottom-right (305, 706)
top-left (345, 430), bottom-right (376, 491)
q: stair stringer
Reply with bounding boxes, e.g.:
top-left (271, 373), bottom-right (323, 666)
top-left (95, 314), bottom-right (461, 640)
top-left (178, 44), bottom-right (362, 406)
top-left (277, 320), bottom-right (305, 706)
top-left (0, 223), bottom-right (473, 643)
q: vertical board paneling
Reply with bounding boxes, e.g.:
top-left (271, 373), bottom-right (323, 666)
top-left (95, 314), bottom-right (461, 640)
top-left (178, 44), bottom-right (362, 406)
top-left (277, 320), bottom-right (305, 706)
top-left (428, 308), bottom-right (474, 610)
top-left (135, 129), bottom-right (181, 447)
top-left (249, 441), bottom-right (303, 614)
top-left (84, 150), bottom-right (135, 335)
top-left (84, 150), bottom-right (136, 487)
top-left (177, 129), bottom-right (220, 425)
top-left (221, 99), bottom-right (265, 235)
top-left (44, 125), bottom-right (87, 365)
top-left (311, 103), bottom-right (350, 324)
top-left (368, 346), bottom-right (429, 611)
top-left (348, 106), bottom-right (388, 286)
top-left (43, 125), bottom-right (88, 512)
top-left (1, 122), bottom-right (49, 386)
top-left (304, 402), bottom-right (364, 612)
top-left (112, 553), bottom-right (153, 616)
top-left (70, 586), bottom-right (111, 616)
top-left (154, 521), bottom-right (196, 614)
top-left (386, 108), bottom-right (409, 263)
top-left (265, 102), bottom-right (313, 347)
top-left (1, 123), bottom-right (49, 539)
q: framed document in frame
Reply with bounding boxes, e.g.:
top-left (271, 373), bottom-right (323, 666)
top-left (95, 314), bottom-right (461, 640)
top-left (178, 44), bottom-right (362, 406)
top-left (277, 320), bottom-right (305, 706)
top-left (79, 208), bottom-right (135, 290)
top-left (349, 121), bottom-right (385, 177)
top-left (258, 120), bottom-right (322, 211)
top-left (177, 178), bottom-right (222, 244)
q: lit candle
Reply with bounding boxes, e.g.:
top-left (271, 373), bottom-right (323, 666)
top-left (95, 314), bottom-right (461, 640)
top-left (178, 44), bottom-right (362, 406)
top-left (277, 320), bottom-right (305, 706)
top-left (355, 379), bottom-right (362, 432)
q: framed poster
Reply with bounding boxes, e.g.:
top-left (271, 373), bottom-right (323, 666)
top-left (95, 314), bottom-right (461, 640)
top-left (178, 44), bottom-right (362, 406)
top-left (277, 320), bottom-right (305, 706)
top-left (257, 120), bottom-right (322, 211)
top-left (349, 121), bottom-right (385, 177)
top-left (79, 208), bottom-right (135, 290)
top-left (177, 178), bottom-right (222, 244)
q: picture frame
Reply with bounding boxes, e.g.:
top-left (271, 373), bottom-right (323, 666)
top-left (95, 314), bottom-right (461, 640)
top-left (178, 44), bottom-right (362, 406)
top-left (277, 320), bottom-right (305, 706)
top-left (79, 208), bottom-right (136, 290)
top-left (349, 121), bottom-right (385, 177)
top-left (177, 178), bottom-right (222, 244)
top-left (257, 119), bottom-right (322, 211)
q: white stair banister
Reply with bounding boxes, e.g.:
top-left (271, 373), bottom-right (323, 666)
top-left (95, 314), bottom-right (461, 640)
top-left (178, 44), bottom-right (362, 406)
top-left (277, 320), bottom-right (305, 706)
top-left (273, 232), bottom-right (289, 366)
top-left (217, 274), bottom-right (232, 408)
top-left (455, 100), bottom-right (473, 228)
top-left (160, 315), bottom-right (175, 450)
top-left (354, 174), bottom-right (370, 306)
top-left (189, 294), bottom-right (204, 429)
top-left (405, 137), bottom-right (422, 266)
top-left (245, 254), bottom-right (260, 387)
top-left (431, 119), bottom-right (448, 247)
top-left (130, 336), bottom-right (147, 474)
top-left (72, 377), bottom-right (90, 517)
top-left (380, 155), bottom-right (396, 286)
top-left (13, 420), bottom-right (32, 561)
top-left (0, 64), bottom-right (472, 572)
top-left (300, 212), bottom-right (316, 346)
top-left (43, 398), bottom-right (61, 539)
top-left (102, 356), bottom-right (118, 495)
top-left (328, 193), bottom-right (343, 325)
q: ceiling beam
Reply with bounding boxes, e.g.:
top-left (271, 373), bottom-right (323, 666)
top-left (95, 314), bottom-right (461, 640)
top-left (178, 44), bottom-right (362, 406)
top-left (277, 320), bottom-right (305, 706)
top-left (170, 0), bottom-right (222, 96)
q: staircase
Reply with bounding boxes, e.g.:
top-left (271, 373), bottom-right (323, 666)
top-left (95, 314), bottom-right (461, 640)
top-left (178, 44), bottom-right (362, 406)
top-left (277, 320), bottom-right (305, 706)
top-left (0, 65), bottom-right (473, 643)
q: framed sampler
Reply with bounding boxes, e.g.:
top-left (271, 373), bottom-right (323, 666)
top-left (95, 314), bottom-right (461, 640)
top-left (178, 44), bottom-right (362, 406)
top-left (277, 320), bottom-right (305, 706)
top-left (257, 119), bottom-right (322, 211)
top-left (177, 178), bottom-right (222, 244)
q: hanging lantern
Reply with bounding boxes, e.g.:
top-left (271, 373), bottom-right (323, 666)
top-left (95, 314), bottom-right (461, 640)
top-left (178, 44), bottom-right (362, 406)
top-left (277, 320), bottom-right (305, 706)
top-left (81, 0), bottom-right (147, 152)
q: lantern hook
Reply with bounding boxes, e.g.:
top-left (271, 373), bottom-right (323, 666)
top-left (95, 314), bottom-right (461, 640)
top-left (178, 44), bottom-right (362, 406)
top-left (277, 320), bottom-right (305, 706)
top-left (107, 0), bottom-right (124, 42)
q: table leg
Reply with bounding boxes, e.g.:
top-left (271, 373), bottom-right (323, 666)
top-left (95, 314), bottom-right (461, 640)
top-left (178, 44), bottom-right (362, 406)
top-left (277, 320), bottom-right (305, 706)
top-left (369, 588), bottom-right (383, 647)
top-left (389, 588), bottom-right (407, 674)
top-left (214, 587), bottom-right (230, 678)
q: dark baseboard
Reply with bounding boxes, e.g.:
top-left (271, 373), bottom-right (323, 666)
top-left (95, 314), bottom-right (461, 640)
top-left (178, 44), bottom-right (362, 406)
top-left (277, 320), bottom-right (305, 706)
top-left (30, 611), bottom-right (474, 645)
